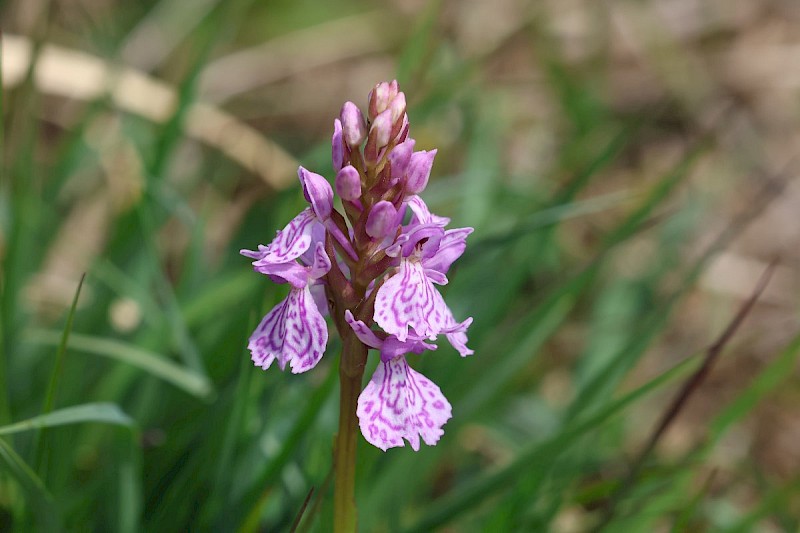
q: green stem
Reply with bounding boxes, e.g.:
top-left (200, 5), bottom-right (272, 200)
top-left (333, 330), bottom-right (367, 533)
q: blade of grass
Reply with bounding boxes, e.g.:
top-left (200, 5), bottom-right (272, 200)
top-left (0, 438), bottom-right (61, 531)
top-left (0, 402), bottom-right (133, 435)
top-left (23, 329), bottom-right (214, 399)
top-left (296, 467), bottom-right (333, 533)
top-left (39, 273), bottom-right (85, 416)
top-left (33, 273), bottom-right (85, 474)
top-left (115, 431), bottom-right (143, 533)
top-left (403, 354), bottom-right (699, 532)
top-left (289, 487), bottom-right (314, 533)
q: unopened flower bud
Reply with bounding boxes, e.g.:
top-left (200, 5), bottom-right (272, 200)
top-left (366, 200), bottom-right (398, 239)
top-left (335, 165), bottom-right (361, 201)
top-left (405, 149), bottom-right (437, 194)
top-left (368, 80), bottom-right (399, 120)
top-left (388, 139), bottom-right (416, 181)
top-left (368, 109), bottom-right (392, 150)
top-left (332, 119), bottom-right (345, 172)
top-left (389, 92), bottom-right (406, 126)
top-left (298, 166), bottom-right (333, 220)
top-left (340, 101), bottom-right (367, 148)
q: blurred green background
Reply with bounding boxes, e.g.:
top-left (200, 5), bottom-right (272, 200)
top-left (2, 0), bottom-right (800, 531)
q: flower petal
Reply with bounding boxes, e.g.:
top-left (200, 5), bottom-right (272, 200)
top-left (332, 118), bottom-right (345, 172)
top-left (308, 242), bottom-right (332, 280)
top-left (247, 286), bottom-right (328, 374)
top-left (254, 261), bottom-right (309, 289)
top-left (344, 310), bottom-right (383, 350)
top-left (249, 209), bottom-right (317, 265)
top-left (248, 297), bottom-right (290, 371)
top-left (443, 315), bottom-right (474, 357)
top-left (406, 195), bottom-right (450, 227)
top-left (380, 336), bottom-right (436, 362)
top-left (374, 260), bottom-right (449, 341)
top-left (423, 227), bottom-right (474, 275)
top-left (299, 167), bottom-right (334, 221)
top-left (357, 357), bottom-right (452, 451)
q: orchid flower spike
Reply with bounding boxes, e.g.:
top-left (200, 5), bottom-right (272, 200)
top-left (241, 81), bottom-right (474, 451)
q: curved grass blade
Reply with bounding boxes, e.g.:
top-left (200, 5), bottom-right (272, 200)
top-left (33, 272), bottom-right (85, 473)
top-left (23, 329), bottom-right (214, 399)
top-left (0, 402), bottom-right (133, 436)
top-left (40, 273), bottom-right (85, 416)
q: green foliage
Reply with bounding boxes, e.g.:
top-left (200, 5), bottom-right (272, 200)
top-left (1, 1), bottom-right (796, 531)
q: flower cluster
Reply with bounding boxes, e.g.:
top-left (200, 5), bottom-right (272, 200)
top-left (242, 81), bottom-right (473, 451)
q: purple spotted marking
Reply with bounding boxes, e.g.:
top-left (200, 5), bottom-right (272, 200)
top-left (374, 259), bottom-right (450, 341)
top-left (248, 285), bottom-right (328, 374)
top-left (241, 208), bottom-right (318, 266)
top-left (357, 356), bottom-right (452, 451)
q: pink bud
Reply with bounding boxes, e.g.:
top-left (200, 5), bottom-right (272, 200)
top-left (388, 139), bottom-right (416, 181)
top-left (340, 101), bottom-right (366, 148)
top-left (298, 166), bottom-right (333, 220)
top-left (335, 165), bottom-right (361, 201)
top-left (366, 200), bottom-right (398, 239)
top-left (332, 119), bottom-right (345, 172)
top-left (405, 149), bottom-right (437, 194)
top-left (368, 80), bottom-right (400, 120)
top-left (389, 92), bottom-right (406, 126)
top-left (368, 109), bottom-right (392, 150)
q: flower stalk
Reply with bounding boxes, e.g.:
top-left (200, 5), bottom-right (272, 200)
top-left (332, 330), bottom-right (367, 532)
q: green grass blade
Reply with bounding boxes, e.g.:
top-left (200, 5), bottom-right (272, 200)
top-left (0, 438), bottom-right (61, 531)
top-left (115, 431), bottom-right (143, 533)
top-left (23, 329), bottom-right (214, 399)
top-left (0, 403), bottom-right (133, 436)
top-left (40, 273), bottom-right (85, 416)
top-left (33, 273), bottom-right (85, 473)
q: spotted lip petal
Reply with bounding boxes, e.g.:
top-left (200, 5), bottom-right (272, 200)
top-left (374, 260), bottom-right (450, 341)
top-left (245, 208), bottom-right (318, 266)
top-left (248, 285), bottom-right (328, 374)
top-left (357, 356), bottom-right (452, 451)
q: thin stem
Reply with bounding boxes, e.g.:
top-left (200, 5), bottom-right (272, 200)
top-left (333, 330), bottom-right (367, 533)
